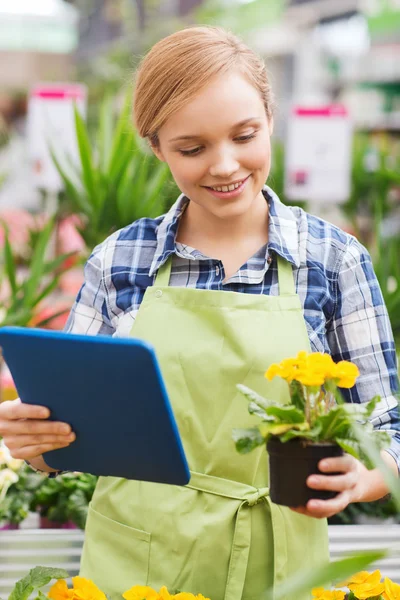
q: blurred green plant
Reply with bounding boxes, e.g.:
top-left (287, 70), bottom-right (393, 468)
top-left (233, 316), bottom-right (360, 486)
top-left (342, 134), bottom-right (400, 243)
top-left (0, 218), bottom-right (77, 327)
top-left (29, 471), bottom-right (98, 529)
top-left (52, 94), bottom-right (178, 251)
top-left (0, 462), bottom-right (43, 527)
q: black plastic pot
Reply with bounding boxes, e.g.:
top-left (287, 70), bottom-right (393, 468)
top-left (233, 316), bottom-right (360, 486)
top-left (267, 438), bottom-right (344, 507)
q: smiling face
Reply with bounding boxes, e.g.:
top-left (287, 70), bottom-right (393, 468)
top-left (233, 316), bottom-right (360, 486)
top-left (153, 70), bottom-right (273, 221)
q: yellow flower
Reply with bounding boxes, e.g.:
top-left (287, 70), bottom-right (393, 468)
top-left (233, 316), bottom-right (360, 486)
top-left (383, 577), bottom-right (400, 600)
top-left (347, 570), bottom-right (385, 599)
top-left (159, 587), bottom-right (173, 600)
top-left (311, 588), bottom-right (345, 600)
top-left (123, 586), bottom-right (160, 600)
top-left (331, 361), bottom-right (359, 388)
top-left (174, 594), bottom-right (196, 600)
top-left (48, 580), bottom-right (74, 600)
top-left (71, 578), bottom-right (107, 600)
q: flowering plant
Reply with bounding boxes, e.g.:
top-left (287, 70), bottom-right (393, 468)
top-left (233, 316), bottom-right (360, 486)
top-left (2, 567), bottom-right (210, 600)
top-left (233, 351), bottom-right (391, 465)
top-left (312, 569), bottom-right (400, 599)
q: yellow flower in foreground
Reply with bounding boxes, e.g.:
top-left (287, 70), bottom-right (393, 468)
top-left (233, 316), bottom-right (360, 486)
top-left (383, 577), bottom-right (400, 600)
top-left (265, 351), bottom-right (359, 389)
top-left (48, 580), bottom-right (74, 600)
top-left (347, 570), bottom-right (384, 599)
top-left (123, 586), bottom-right (160, 600)
top-left (72, 577), bottom-right (107, 600)
top-left (311, 587), bottom-right (345, 600)
top-left (159, 587), bottom-right (173, 600)
top-left (331, 361), bottom-right (359, 388)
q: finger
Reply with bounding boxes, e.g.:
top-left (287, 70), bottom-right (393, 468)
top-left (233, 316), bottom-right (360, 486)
top-left (5, 433), bottom-right (76, 451)
top-left (0, 399), bottom-right (50, 421)
top-left (3, 420), bottom-right (72, 436)
top-left (318, 454), bottom-right (355, 474)
top-left (304, 491), bottom-right (352, 519)
top-left (10, 440), bottom-right (74, 460)
top-left (307, 472), bottom-right (358, 492)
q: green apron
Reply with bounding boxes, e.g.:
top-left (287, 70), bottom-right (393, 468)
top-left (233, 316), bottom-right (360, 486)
top-left (80, 253), bottom-right (329, 600)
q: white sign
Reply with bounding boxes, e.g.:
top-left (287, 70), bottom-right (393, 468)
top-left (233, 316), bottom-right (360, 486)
top-left (27, 83), bottom-right (87, 192)
top-left (284, 105), bottom-right (352, 204)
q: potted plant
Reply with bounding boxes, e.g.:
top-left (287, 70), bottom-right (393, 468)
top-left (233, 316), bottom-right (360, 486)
top-left (232, 351), bottom-right (392, 507)
top-left (30, 471), bottom-right (98, 529)
top-left (0, 442), bottom-right (43, 529)
top-left (312, 568), bottom-right (400, 599)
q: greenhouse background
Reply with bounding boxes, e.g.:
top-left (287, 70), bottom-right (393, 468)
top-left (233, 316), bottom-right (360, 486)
top-left (0, 0), bottom-right (400, 595)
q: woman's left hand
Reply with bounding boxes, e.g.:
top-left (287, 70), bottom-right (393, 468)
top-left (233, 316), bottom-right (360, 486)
top-left (290, 454), bottom-right (367, 519)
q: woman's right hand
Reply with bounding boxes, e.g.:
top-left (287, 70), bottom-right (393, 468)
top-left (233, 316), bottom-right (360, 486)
top-left (0, 398), bottom-right (75, 461)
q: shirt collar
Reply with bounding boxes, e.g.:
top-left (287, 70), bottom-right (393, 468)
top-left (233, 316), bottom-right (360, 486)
top-left (149, 185), bottom-right (300, 277)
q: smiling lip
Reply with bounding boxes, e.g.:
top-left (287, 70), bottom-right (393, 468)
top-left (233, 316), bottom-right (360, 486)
top-left (203, 175), bottom-right (250, 199)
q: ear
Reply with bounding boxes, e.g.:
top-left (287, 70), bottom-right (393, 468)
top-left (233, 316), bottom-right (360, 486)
top-left (150, 142), bottom-right (166, 163)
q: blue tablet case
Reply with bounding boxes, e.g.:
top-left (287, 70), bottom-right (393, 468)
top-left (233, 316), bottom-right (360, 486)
top-left (0, 327), bottom-right (190, 485)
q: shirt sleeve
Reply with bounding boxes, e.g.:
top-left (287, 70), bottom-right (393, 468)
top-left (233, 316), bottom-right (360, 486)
top-left (64, 243), bottom-right (115, 336)
top-left (326, 237), bottom-right (400, 474)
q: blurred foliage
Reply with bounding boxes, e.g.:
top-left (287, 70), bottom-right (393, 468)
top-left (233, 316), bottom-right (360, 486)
top-left (0, 219), bottom-right (77, 328)
top-left (0, 464), bottom-right (43, 526)
top-left (329, 495), bottom-right (400, 525)
top-left (195, 0), bottom-right (284, 34)
top-left (342, 134), bottom-right (400, 243)
top-left (52, 93), bottom-right (178, 251)
top-left (29, 471), bottom-right (98, 529)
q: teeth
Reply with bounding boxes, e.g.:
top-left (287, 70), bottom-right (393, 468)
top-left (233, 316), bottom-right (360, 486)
top-left (211, 181), bottom-right (243, 192)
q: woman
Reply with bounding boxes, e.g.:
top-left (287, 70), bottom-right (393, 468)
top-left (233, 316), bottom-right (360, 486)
top-left (0, 26), bottom-right (399, 600)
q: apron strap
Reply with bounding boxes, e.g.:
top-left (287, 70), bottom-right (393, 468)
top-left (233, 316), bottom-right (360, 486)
top-left (277, 254), bottom-right (296, 296)
top-left (154, 257), bottom-right (173, 287)
top-left (188, 471), bottom-right (288, 600)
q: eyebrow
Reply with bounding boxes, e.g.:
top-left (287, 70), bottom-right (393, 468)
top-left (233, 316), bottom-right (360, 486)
top-left (168, 118), bottom-right (261, 143)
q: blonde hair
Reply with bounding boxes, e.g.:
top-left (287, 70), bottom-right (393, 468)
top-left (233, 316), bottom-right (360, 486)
top-left (133, 26), bottom-right (274, 146)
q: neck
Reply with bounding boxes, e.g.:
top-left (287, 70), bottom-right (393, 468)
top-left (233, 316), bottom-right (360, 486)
top-left (178, 191), bottom-right (269, 248)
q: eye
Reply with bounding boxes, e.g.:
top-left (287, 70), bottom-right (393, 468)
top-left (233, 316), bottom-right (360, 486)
top-left (235, 133), bottom-right (257, 143)
top-left (179, 147), bottom-right (203, 157)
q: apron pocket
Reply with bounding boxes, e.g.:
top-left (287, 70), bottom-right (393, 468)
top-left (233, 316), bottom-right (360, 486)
top-left (80, 504), bottom-right (151, 595)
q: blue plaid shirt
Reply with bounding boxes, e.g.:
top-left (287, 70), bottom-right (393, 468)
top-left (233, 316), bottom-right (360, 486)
top-left (65, 185), bottom-right (400, 472)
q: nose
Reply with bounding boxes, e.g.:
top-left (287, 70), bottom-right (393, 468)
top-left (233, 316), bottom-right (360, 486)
top-left (208, 146), bottom-right (240, 180)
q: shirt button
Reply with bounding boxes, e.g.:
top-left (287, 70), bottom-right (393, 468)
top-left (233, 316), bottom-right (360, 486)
top-left (216, 266), bottom-right (220, 276)
top-left (155, 289), bottom-right (163, 298)
top-left (267, 254), bottom-right (272, 265)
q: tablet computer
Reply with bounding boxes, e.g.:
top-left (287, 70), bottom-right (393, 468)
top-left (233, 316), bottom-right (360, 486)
top-left (0, 326), bottom-right (190, 485)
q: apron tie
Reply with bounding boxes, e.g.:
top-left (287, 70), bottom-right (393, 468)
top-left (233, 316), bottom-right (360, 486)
top-left (187, 472), bottom-right (287, 600)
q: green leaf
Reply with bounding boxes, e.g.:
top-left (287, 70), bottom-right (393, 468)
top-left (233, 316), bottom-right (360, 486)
top-left (259, 421), bottom-right (309, 437)
top-left (232, 427), bottom-right (265, 454)
top-left (270, 550), bottom-right (387, 600)
top-left (289, 379), bottom-right (305, 411)
top-left (22, 219), bottom-right (54, 308)
top-left (351, 422), bottom-right (400, 511)
top-left (29, 567), bottom-right (69, 588)
top-left (236, 384), bottom-right (278, 410)
top-left (280, 423), bottom-right (322, 442)
top-left (317, 407), bottom-right (349, 441)
top-left (335, 437), bottom-right (361, 460)
top-left (2, 225), bottom-right (17, 298)
top-left (97, 96), bottom-right (113, 173)
top-left (74, 105), bottom-right (99, 210)
top-left (248, 401), bottom-right (275, 420)
top-left (50, 148), bottom-right (92, 216)
top-left (264, 405), bottom-right (305, 423)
